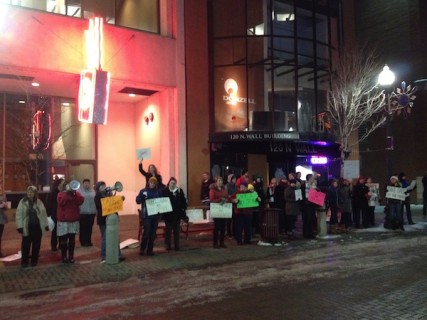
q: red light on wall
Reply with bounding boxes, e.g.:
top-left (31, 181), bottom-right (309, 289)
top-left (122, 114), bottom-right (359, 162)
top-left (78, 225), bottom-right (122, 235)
top-left (78, 69), bottom-right (110, 124)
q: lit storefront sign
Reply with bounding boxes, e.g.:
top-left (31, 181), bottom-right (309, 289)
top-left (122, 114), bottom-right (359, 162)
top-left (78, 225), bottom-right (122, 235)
top-left (310, 156), bottom-right (328, 164)
top-left (32, 110), bottom-right (51, 152)
top-left (78, 17), bottom-right (110, 125)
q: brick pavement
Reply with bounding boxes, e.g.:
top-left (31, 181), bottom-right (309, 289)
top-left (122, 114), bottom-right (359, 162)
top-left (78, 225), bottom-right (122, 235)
top-left (1, 206), bottom-right (426, 296)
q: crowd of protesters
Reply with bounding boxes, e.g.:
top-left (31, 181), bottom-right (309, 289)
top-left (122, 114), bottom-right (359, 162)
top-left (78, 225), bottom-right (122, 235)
top-left (3, 158), bottom-right (424, 268)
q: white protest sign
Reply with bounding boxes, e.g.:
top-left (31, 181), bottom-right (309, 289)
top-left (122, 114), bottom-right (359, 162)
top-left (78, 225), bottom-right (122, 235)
top-left (210, 202), bottom-right (233, 218)
top-left (385, 186), bottom-right (406, 201)
top-left (136, 148), bottom-right (151, 160)
top-left (145, 197), bottom-right (172, 216)
top-left (295, 189), bottom-right (303, 201)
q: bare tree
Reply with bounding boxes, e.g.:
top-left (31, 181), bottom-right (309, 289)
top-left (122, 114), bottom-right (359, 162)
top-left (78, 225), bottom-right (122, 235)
top-left (326, 45), bottom-right (417, 177)
top-left (4, 95), bottom-right (80, 189)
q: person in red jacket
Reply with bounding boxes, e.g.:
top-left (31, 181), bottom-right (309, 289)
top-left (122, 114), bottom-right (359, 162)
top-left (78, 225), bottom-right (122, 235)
top-left (57, 181), bottom-right (84, 263)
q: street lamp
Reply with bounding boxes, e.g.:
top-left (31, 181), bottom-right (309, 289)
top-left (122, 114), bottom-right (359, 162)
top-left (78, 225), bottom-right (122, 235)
top-left (378, 65), bottom-right (395, 180)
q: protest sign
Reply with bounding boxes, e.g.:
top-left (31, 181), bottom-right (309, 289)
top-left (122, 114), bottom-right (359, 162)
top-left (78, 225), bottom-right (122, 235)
top-left (136, 148), bottom-right (151, 160)
top-left (210, 202), bottom-right (233, 218)
top-left (237, 192), bottom-right (259, 208)
top-left (145, 197), bottom-right (172, 216)
top-left (295, 189), bottom-right (303, 201)
top-left (386, 186), bottom-right (406, 201)
top-left (101, 195), bottom-right (124, 216)
top-left (308, 189), bottom-right (325, 206)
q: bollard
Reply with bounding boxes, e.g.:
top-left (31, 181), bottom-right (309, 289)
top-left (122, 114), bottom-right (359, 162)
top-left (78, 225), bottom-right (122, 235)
top-left (106, 214), bottom-right (119, 264)
top-left (317, 206), bottom-right (327, 237)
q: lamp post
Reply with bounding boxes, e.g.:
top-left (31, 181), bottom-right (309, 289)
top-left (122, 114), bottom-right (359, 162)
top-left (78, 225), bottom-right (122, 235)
top-left (378, 65), bottom-right (396, 181)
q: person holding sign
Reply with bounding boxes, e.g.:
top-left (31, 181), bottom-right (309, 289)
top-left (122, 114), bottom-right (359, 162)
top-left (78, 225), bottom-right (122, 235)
top-left (136, 176), bottom-right (163, 256)
top-left (57, 182), bottom-right (84, 264)
top-left (94, 181), bottom-right (126, 264)
top-left (230, 182), bottom-right (260, 245)
top-left (386, 176), bottom-right (404, 231)
top-left (139, 158), bottom-right (164, 188)
top-left (209, 176), bottom-right (230, 249)
top-left (162, 177), bottom-right (187, 251)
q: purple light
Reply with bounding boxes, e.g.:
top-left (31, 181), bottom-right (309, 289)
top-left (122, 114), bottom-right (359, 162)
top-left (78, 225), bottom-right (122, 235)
top-left (310, 156), bottom-right (328, 164)
top-left (312, 141), bottom-right (329, 146)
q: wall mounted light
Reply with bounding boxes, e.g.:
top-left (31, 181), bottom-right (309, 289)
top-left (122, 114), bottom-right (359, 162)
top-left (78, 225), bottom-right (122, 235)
top-left (144, 112), bottom-right (154, 125)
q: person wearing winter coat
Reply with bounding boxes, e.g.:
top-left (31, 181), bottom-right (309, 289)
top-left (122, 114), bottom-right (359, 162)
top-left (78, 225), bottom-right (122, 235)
top-left (138, 158), bottom-right (164, 188)
top-left (301, 174), bottom-right (318, 239)
top-left (209, 176), bottom-right (230, 248)
top-left (162, 177), bottom-right (187, 251)
top-left (284, 179), bottom-right (302, 239)
top-left (338, 178), bottom-right (352, 231)
top-left (225, 174), bottom-right (238, 239)
top-left (326, 179), bottom-right (339, 234)
top-left (230, 182), bottom-right (260, 245)
top-left (46, 178), bottom-right (64, 251)
top-left (57, 182), bottom-right (84, 263)
top-left (386, 176), bottom-right (404, 231)
top-left (398, 172), bottom-right (415, 225)
top-left (15, 185), bottom-right (49, 267)
top-left (136, 176), bottom-right (163, 256)
top-left (366, 177), bottom-right (380, 227)
top-left (352, 176), bottom-right (369, 228)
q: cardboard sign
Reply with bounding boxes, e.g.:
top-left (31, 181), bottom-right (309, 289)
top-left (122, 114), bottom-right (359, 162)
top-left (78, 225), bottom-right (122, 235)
top-left (145, 197), bottom-right (172, 216)
top-left (236, 192), bottom-right (259, 208)
top-left (101, 195), bottom-right (124, 216)
top-left (210, 202), bottom-right (233, 218)
top-left (308, 189), bottom-right (325, 206)
top-left (386, 186), bottom-right (406, 201)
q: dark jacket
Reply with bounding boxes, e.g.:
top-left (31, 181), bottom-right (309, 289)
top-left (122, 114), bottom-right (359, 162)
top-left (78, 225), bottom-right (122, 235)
top-left (352, 183), bottom-right (369, 208)
top-left (326, 185), bottom-right (339, 208)
top-left (136, 187), bottom-right (163, 219)
top-left (338, 185), bottom-right (352, 213)
top-left (138, 163), bottom-right (164, 188)
top-left (95, 192), bottom-right (107, 226)
top-left (162, 187), bottom-right (187, 223)
top-left (284, 186), bottom-right (301, 216)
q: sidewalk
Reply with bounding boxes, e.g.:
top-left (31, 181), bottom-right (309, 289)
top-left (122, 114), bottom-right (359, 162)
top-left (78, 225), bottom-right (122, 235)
top-left (1, 205), bottom-right (426, 295)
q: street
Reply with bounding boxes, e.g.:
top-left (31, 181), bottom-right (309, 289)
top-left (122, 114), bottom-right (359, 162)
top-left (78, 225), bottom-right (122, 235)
top-left (1, 217), bottom-right (426, 320)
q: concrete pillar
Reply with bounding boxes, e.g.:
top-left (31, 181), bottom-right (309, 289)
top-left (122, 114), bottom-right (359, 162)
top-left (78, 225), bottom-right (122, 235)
top-left (317, 206), bottom-right (327, 237)
top-left (106, 214), bottom-right (119, 264)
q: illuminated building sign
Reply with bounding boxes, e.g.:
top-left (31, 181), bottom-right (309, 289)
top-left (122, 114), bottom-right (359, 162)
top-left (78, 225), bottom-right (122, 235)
top-left (32, 110), bottom-right (51, 152)
top-left (223, 78), bottom-right (256, 105)
top-left (78, 17), bottom-right (110, 125)
top-left (310, 156), bottom-right (328, 164)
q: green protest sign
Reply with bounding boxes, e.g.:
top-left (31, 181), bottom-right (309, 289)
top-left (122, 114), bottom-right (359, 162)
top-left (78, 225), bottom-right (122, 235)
top-left (236, 192), bottom-right (259, 208)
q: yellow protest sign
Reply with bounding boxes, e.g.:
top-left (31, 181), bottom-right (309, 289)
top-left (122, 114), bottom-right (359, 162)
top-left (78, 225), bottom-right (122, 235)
top-left (101, 195), bottom-right (124, 216)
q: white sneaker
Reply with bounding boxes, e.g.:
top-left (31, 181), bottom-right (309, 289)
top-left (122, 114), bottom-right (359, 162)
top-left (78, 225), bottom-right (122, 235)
top-left (100, 260), bottom-right (106, 264)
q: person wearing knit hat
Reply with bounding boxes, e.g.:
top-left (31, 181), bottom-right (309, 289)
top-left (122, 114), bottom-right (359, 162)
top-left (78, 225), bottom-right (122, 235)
top-left (390, 176), bottom-right (399, 182)
top-left (136, 175), bottom-right (164, 256)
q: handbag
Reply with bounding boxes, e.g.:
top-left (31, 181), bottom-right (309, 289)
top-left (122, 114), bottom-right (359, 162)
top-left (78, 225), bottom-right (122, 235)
top-left (47, 216), bottom-right (55, 231)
